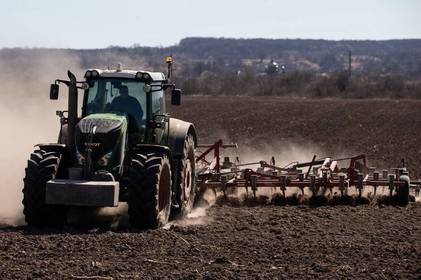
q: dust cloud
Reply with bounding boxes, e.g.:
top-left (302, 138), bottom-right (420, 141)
top-left (0, 50), bottom-right (83, 226)
top-left (168, 189), bottom-right (216, 227)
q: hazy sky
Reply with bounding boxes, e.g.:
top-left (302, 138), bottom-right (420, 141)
top-left (1, 0), bottom-right (420, 49)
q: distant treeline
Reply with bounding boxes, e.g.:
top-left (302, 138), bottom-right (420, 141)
top-left (177, 71), bottom-right (421, 99)
top-left (1, 37), bottom-right (421, 78)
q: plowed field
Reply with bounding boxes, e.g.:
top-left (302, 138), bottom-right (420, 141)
top-left (1, 97), bottom-right (420, 279)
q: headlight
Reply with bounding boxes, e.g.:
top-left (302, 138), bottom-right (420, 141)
top-left (142, 73), bottom-right (150, 81)
top-left (97, 152), bottom-right (113, 167)
top-left (136, 72), bottom-right (151, 83)
top-left (85, 71), bottom-right (92, 78)
top-left (143, 84), bottom-right (151, 93)
top-left (91, 70), bottom-right (99, 77)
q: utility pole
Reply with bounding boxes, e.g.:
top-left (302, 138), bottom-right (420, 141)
top-left (348, 51), bottom-right (352, 77)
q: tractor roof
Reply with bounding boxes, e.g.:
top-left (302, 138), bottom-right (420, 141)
top-left (85, 68), bottom-right (166, 82)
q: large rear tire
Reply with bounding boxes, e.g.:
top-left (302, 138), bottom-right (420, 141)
top-left (173, 135), bottom-right (197, 217)
top-left (128, 153), bottom-right (172, 229)
top-left (22, 149), bottom-right (67, 226)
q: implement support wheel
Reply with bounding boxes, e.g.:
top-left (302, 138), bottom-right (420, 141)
top-left (396, 175), bottom-right (410, 206)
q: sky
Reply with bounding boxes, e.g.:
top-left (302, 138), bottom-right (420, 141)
top-left (0, 0), bottom-right (420, 49)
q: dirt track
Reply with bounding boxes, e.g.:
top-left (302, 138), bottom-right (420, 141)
top-left (1, 97), bottom-right (420, 279)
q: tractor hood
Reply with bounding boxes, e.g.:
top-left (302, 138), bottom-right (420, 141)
top-left (77, 113), bottom-right (127, 134)
top-left (75, 113), bottom-right (128, 161)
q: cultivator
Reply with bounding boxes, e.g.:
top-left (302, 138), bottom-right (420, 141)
top-left (195, 140), bottom-right (421, 205)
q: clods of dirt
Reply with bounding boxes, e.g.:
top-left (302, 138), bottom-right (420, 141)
top-left (1, 203), bottom-right (419, 279)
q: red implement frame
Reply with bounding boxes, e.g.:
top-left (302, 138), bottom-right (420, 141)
top-left (194, 140), bottom-right (420, 197)
top-left (196, 140), bottom-right (237, 173)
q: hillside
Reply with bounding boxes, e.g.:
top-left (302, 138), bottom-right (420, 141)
top-left (1, 37), bottom-right (421, 78)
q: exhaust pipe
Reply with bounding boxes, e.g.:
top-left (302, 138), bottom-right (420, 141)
top-left (67, 71), bottom-right (78, 164)
top-left (50, 70), bottom-right (79, 165)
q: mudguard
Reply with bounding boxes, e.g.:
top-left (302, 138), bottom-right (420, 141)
top-left (167, 118), bottom-right (197, 158)
top-left (35, 143), bottom-right (67, 153)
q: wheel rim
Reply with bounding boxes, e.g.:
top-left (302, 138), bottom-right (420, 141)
top-left (183, 159), bottom-right (192, 201)
top-left (158, 165), bottom-right (171, 213)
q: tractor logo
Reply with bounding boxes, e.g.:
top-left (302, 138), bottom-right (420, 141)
top-left (84, 142), bottom-right (101, 148)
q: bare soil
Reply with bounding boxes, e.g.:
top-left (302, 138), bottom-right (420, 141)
top-left (1, 97), bottom-right (420, 279)
top-left (171, 96), bottom-right (421, 176)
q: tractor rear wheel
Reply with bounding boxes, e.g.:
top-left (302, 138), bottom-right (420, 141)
top-left (173, 135), bottom-right (197, 217)
top-left (128, 153), bottom-right (172, 229)
top-left (22, 149), bottom-right (67, 226)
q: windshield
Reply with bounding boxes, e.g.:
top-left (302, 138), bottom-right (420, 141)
top-left (85, 79), bottom-right (147, 125)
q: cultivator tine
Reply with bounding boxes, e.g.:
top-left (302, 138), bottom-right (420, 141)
top-left (328, 185), bottom-right (333, 196)
top-left (221, 175), bottom-right (227, 198)
top-left (298, 173), bottom-right (305, 195)
top-left (280, 175), bottom-right (286, 197)
top-left (251, 175), bottom-right (257, 198)
top-left (272, 171), bottom-right (278, 193)
top-left (244, 180), bottom-right (249, 196)
top-left (373, 171), bottom-right (379, 195)
top-left (388, 174), bottom-right (395, 196)
top-left (357, 173), bottom-right (364, 198)
top-left (415, 185), bottom-right (420, 196)
top-left (339, 174), bottom-right (346, 196)
top-left (310, 175), bottom-right (317, 196)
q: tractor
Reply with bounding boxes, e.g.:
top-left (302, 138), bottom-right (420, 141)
top-left (22, 58), bottom-right (198, 229)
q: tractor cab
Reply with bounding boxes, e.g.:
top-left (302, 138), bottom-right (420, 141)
top-left (82, 69), bottom-right (167, 144)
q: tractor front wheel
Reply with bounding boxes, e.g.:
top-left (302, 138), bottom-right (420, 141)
top-left (128, 153), bottom-right (172, 229)
top-left (22, 149), bottom-right (67, 226)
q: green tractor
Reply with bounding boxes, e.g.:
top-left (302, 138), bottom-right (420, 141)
top-left (22, 58), bottom-right (198, 229)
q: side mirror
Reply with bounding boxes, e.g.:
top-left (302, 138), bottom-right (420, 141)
top-left (143, 84), bottom-right (151, 93)
top-left (171, 89), bottom-right (181, 106)
top-left (50, 84), bottom-right (59, 100)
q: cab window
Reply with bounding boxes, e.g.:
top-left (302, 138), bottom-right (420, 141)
top-left (86, 79), bottom-right (146, 126)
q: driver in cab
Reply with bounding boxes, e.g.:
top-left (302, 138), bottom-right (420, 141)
top-left (110, 86), bottom-right (143, 125)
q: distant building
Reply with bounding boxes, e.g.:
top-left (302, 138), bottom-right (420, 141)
top-left (266, 59), bottom-right (279, 74)
top-left (265, 59), bottom-right (286, 75)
